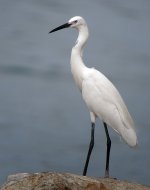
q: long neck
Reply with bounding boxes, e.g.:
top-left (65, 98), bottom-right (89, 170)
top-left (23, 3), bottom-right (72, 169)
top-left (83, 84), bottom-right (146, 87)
top-left (70, 25), bottom-right (89, 91)
top-left (74, 25), bottom-right (89, 56)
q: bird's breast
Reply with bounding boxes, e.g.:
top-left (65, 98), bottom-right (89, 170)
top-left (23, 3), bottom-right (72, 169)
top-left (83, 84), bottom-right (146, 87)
top-left (71, 67), bottom-right (83, 92)
top-left (70, 50), bottom-right (89, 92)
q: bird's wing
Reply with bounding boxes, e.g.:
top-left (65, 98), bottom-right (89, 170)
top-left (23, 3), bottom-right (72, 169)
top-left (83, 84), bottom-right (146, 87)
top-left (82, 68), bottom-right (134, 130)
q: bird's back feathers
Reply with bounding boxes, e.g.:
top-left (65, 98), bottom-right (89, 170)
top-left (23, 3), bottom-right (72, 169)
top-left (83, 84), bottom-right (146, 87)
top-left (82, 68), bottom-right (137, 147)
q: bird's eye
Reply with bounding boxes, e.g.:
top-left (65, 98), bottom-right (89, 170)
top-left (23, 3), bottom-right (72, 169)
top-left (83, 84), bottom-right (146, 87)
top-left (73, 20), bottom-right (78, 24)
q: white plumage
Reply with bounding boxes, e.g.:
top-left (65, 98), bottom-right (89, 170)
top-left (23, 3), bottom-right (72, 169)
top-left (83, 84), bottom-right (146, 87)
top-left (50, 16), bottom-right (138, 177)
top-left (81, 68), bottom-right (137, 146)
top-left (70, 16), bottom-right (137, 147)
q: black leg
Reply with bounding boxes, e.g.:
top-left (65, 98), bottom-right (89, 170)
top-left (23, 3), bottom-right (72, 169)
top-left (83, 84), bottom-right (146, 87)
top-left (103, 122), bottom-right (111, 178)
top-left (83, 122), bottom-right (95, 176)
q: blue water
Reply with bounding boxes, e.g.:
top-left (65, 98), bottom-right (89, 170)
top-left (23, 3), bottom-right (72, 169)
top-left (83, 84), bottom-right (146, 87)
top-left (0, 0), bottom-right (150, 186)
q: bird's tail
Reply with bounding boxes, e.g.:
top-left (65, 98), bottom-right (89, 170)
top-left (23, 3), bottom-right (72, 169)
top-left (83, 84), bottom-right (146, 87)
top-left (120, 127), bottom-right (138, 147)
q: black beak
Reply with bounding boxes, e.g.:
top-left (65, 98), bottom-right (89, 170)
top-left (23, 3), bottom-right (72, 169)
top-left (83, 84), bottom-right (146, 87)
top-left (49, 22), bottom-right (71, 33)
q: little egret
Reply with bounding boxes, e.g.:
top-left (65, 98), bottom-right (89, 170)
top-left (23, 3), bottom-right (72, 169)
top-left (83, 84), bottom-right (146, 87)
top-left (49, 16), bottom-right (138, 177)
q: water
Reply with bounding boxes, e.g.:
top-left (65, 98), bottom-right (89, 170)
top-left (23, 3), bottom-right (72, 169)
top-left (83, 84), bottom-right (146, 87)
top-left (0, 0), bottom-right (150, 186)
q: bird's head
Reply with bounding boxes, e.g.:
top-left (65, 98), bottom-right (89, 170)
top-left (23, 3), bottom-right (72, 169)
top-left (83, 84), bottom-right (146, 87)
top-left (49, 16), bottom-right (86, 33)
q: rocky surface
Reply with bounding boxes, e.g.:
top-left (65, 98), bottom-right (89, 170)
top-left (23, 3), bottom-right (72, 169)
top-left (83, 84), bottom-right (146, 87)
top-left (0, 172), bottom-right (149, 190)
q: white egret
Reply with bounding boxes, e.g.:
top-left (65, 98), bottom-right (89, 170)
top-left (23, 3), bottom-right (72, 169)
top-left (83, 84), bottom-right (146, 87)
top-left (49, 16), bottom-right (138, 177)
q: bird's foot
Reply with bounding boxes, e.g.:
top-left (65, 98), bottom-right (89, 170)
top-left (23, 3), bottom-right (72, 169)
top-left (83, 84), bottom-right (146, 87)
top-left (104, 171), bottom-right (117, 179)
top-left (104, 175), bottom-right (117, 180)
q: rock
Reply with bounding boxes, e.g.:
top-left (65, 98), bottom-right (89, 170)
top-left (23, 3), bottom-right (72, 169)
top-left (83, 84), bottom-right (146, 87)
top-left (0, 172), bottom-right (149, 190)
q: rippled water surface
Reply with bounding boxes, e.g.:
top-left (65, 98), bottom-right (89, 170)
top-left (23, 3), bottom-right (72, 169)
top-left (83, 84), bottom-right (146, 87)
top-left (0, 0), bottom-right (150, 186)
